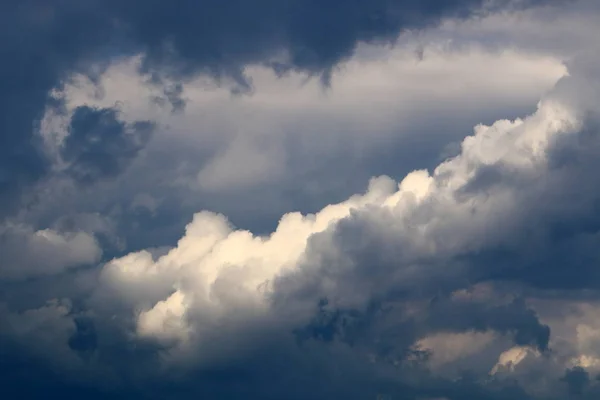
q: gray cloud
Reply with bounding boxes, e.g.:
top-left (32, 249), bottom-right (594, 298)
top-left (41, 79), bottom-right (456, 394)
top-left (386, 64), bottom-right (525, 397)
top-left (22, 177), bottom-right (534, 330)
top-left (60, 106), bottom-right (154, 185)
top-left (0, 0), bottom-right (562, 217)
top-left (0, 223), bottom-right (101, 281)
top-left (23, 44), bottom-right (565, 255)
top-left (0, 1), bottom-right (596, 399)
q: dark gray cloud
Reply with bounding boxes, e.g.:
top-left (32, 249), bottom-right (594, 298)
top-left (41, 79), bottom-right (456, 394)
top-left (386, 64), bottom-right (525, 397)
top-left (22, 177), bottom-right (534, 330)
top-left (0, 0), bottom-right (117, 215)
top-left (61, 106), bottom-right (154, 185)
top-left (562, 366), bottom-right (591, 396)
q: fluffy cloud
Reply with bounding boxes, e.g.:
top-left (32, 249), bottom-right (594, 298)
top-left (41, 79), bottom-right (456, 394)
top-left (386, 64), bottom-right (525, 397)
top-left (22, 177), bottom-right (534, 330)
top-left (2, 1), bottom-right (600, 399)
top-left (18, 50), bottom-right (587, 398)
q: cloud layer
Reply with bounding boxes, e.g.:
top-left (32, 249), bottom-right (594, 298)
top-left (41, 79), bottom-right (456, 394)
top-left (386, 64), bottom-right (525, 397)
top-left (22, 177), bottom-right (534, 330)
top-left (2, 0), bottom-right (544, 216)
top-left (3, 48), bottom-right (598, 399)
top-left (2, 1), bottom-right (600, 399)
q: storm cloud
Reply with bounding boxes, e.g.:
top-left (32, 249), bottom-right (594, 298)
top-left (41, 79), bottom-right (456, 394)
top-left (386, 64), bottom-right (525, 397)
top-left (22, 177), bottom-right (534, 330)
top-left (60, 105), bottom-right (154, 185)
top-left (0, 0), bottom-right (563, 215)
top-left (1, 0), bottom-right (599, 399)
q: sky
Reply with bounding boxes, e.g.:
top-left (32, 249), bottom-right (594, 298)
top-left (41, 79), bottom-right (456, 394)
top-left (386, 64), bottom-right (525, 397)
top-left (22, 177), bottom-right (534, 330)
top-left (2, 0), bottom-right (600, 399)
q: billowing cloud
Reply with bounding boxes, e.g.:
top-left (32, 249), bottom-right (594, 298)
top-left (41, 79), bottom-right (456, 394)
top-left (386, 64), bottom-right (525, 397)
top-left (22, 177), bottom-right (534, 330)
top-left (2, 1), bottom-right (600, 399)
top-left (1, 49), bottom-right (589, 398)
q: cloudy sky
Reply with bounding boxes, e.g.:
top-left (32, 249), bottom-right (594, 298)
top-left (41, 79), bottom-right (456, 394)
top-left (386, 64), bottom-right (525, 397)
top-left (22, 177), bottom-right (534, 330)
top-left (2, 0), bottom-right (600, 399)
